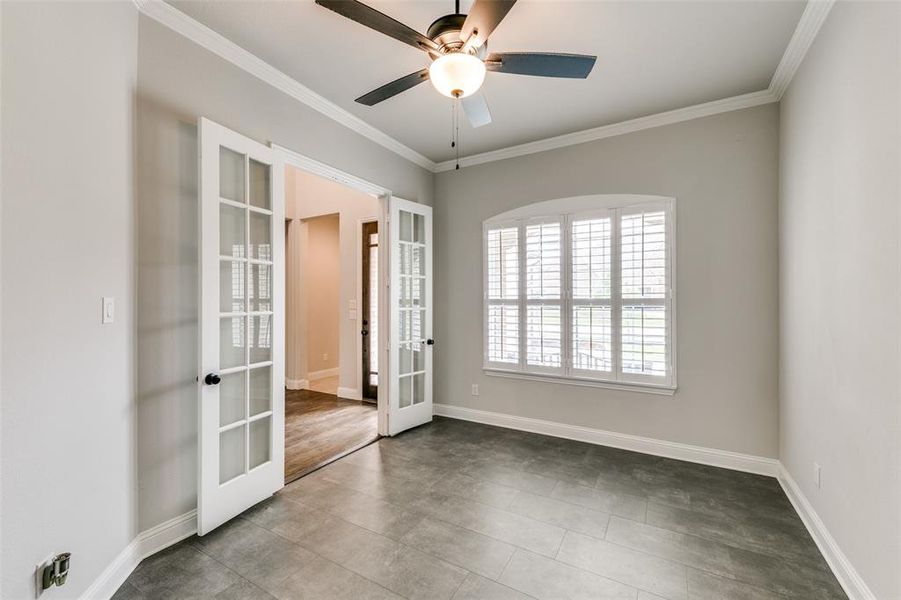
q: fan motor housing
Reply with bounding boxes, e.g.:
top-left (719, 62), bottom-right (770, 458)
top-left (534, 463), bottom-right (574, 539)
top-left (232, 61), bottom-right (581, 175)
top-left (427, 13), bottom-right (467, 52)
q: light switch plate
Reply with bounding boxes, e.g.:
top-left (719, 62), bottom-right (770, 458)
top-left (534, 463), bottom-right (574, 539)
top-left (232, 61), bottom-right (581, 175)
top-left (348, 309), bottom-right (357, 320)
top-left (102, 297), bottom-right (115, 324)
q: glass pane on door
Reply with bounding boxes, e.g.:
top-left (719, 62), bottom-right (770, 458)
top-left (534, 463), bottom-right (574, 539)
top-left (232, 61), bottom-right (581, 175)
top-left (250, 212), bottom-right (272, 261)
top-left (249, 366), bottom-right (271, 417)
top-left (219, 371), bottom-right (246, 427)
top-left (220, 206), bottom-right (245, 258)
top-left (220, 261), bottom-right (245, 313)
top-left (219, 147), bottom-right (245, 203)
top-left (249, 417), bottom-right (271, 469)
top-left (219, 425), bottom-right (245, 484)
top-left (248, 159), bottom-right (270, 209)
top-left (220, 317), bottom-right (245, 369)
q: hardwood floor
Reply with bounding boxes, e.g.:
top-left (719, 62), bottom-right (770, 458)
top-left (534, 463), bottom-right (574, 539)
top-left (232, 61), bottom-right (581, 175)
top-left (284, 388), bottom-right (378, 483)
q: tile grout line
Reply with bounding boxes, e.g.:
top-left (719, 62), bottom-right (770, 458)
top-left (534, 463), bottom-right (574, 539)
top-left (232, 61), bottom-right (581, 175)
top-left (229, 514), bottom-right (409, 600)
top-left (290, 437), bottom-right (844, 600)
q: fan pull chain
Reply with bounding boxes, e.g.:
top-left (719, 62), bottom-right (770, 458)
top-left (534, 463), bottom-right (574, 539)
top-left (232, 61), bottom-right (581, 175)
top-left (451, 97), bottom-right (461, 170)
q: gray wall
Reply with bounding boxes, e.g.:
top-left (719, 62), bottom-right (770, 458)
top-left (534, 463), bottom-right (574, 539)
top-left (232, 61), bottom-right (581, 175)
top-left (1, 3), bottom-right (139, 598)
top-left (136, 15), bottom-right (434, 531)
top-left (779, 2), bottom-right (901, 597)
top-left (434, 104), bottom-right (779, 458)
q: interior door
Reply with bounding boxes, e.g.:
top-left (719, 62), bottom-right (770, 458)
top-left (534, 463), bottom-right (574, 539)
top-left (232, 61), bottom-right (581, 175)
top-left (198, 118), bottom-right (285, 535)
top-left (361, 221), bottom-right (379, 402)
top-left (388, 197), bottom-right (433, 435)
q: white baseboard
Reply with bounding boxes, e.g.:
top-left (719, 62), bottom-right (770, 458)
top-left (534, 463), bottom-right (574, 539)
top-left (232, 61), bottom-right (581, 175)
top-left (337, 387), bottom-right (361, 401)
top-left (80, 511), bottom-right (197, 600)
top-left (308, 368), bottom-right (338, 381)
top-left (285, 378), bottom-right (309, 390)
top-left (433, 403), bottom-right (779, 477)
top-left (777, 466), bottom-right (876, 600)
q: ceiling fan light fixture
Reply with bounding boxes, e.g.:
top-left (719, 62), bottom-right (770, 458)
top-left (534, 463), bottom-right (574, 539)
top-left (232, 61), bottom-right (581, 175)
top-left (428, 52), bottom-right (486, 99)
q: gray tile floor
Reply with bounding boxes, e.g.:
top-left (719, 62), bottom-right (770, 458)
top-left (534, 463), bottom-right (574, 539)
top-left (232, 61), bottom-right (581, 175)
top-left (115, 417), bottom-right (847, 600)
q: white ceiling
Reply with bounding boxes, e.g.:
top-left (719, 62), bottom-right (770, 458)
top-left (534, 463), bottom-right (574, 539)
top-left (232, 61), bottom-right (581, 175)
top-left (168, 0), bottom-right (805, 163)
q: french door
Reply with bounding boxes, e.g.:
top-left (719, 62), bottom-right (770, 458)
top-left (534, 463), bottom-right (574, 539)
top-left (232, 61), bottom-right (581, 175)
top-left (388, 197), bottom-right (433, 435)
top-left (198, 118), bottom-right (285, 535)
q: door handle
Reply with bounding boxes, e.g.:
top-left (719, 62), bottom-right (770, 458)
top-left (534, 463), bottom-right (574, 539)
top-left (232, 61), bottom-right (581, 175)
top-left (361, 330), bottom-right (369, 336)
top-left (425, 339), bottom-right (435, 346)
top-left (204, 373), bottom-right (221, 386)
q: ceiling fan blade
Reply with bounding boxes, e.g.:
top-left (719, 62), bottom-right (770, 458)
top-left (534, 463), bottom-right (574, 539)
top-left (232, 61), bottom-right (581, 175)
top-left (315, 0), bottom-right (438, 53)
top-left (355, 69), bottom-right (430, 106)
top-left (462, 92), bottom-right (492, 128)
top-left (461, 0), bottom-right (517, 49)
top-left (486, 52), bottom-right (597, 78)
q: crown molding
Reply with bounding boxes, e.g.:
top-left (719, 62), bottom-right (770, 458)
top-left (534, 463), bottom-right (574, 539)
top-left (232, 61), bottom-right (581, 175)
top-left (132, 0), bottom-right (436, 171)
top-left (134, 0), bottom-right (833, 174)
top-left (434, 89), bottom-right (778, 171)
top-left (769, 0), bottom-right (836, 100)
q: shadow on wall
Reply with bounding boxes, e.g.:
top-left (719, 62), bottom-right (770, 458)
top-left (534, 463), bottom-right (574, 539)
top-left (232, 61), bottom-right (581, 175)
top-left (136, 94), bottom-right (201, 531)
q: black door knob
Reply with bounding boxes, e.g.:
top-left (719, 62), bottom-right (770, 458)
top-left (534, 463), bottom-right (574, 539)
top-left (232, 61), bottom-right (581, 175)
top-left (426, 339), bottom-right (435, 346)
top-left (204, 373), bottom-right (221, 385)
top-left (361, 330), bottom-right (368, 336)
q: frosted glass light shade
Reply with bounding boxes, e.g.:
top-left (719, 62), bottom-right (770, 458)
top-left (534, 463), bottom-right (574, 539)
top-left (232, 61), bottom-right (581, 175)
top-left (428, 53), bottom-right (486, 98)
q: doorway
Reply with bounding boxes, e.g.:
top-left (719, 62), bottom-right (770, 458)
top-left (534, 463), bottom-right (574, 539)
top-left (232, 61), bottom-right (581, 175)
top-left (282, 166), bottom-right (380, 482)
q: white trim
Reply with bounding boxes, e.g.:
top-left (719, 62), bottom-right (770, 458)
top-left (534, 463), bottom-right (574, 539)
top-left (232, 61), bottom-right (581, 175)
top-left (484, 368), bottom-right (676, 396)
top-left (433, 403), bottom-right (779, 477)
top-left (273, 144), bottom-right (391, 198)
top-left (307, 367), bottom-right (339, 381)
top-left (80, 511), bottom-right (197, 600)
top-left (285, 377), bottom-right (308, 389)
top-left (433, 90), bottom-right (777, 171)
top-left (337, 387), bottom-right (362, 401)
top-left (285, 378), bottom-right (309, 390)
top-left (768, 0), bottom-right (836, 100)
top-left (777, 467), bottom-right (876, 600)
top-left (133, 0), bottom-right (434, 171)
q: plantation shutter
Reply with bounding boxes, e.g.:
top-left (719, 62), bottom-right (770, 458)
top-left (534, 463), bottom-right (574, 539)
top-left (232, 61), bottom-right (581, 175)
top-left (482, 197), bottom-right (674, 391)
top-left (485, 225), bottom-right (520, 366)
top-left (620, 208), bottom-right (669, 380)
top-left (570, 214), bottom-right (613, 375)
top-left (525, 219), bottom-right (563, 372)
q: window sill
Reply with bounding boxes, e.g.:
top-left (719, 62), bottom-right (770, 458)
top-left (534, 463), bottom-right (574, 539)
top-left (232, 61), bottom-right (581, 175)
top-left (483, 368), bottom-right (676, 396)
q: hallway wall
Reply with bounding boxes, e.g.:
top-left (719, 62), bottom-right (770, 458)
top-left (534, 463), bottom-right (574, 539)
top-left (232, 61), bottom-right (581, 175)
top-left (304, 214), bottom-right (340, 375)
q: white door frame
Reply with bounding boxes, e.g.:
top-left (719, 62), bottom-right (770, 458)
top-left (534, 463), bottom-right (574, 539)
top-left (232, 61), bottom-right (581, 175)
top-left (272, 144), bottom-right (391, 436)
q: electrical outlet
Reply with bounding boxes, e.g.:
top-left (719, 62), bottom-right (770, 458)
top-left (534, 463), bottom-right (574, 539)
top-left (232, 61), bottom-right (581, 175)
top-left (322, 353), bottom-right (328, 362)
top-left (813, 462), bottom-right (821, 489)
top-left (471, 384), bottom-right (479, 396)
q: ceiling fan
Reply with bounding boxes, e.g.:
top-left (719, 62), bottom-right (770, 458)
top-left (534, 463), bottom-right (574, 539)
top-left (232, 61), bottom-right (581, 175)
top-left (315, 0), bottom-right (597, 128)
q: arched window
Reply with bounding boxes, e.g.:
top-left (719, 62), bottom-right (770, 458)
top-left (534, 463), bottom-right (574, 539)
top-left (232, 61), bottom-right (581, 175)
top-left (483, 195), bottom-right (676, 392)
